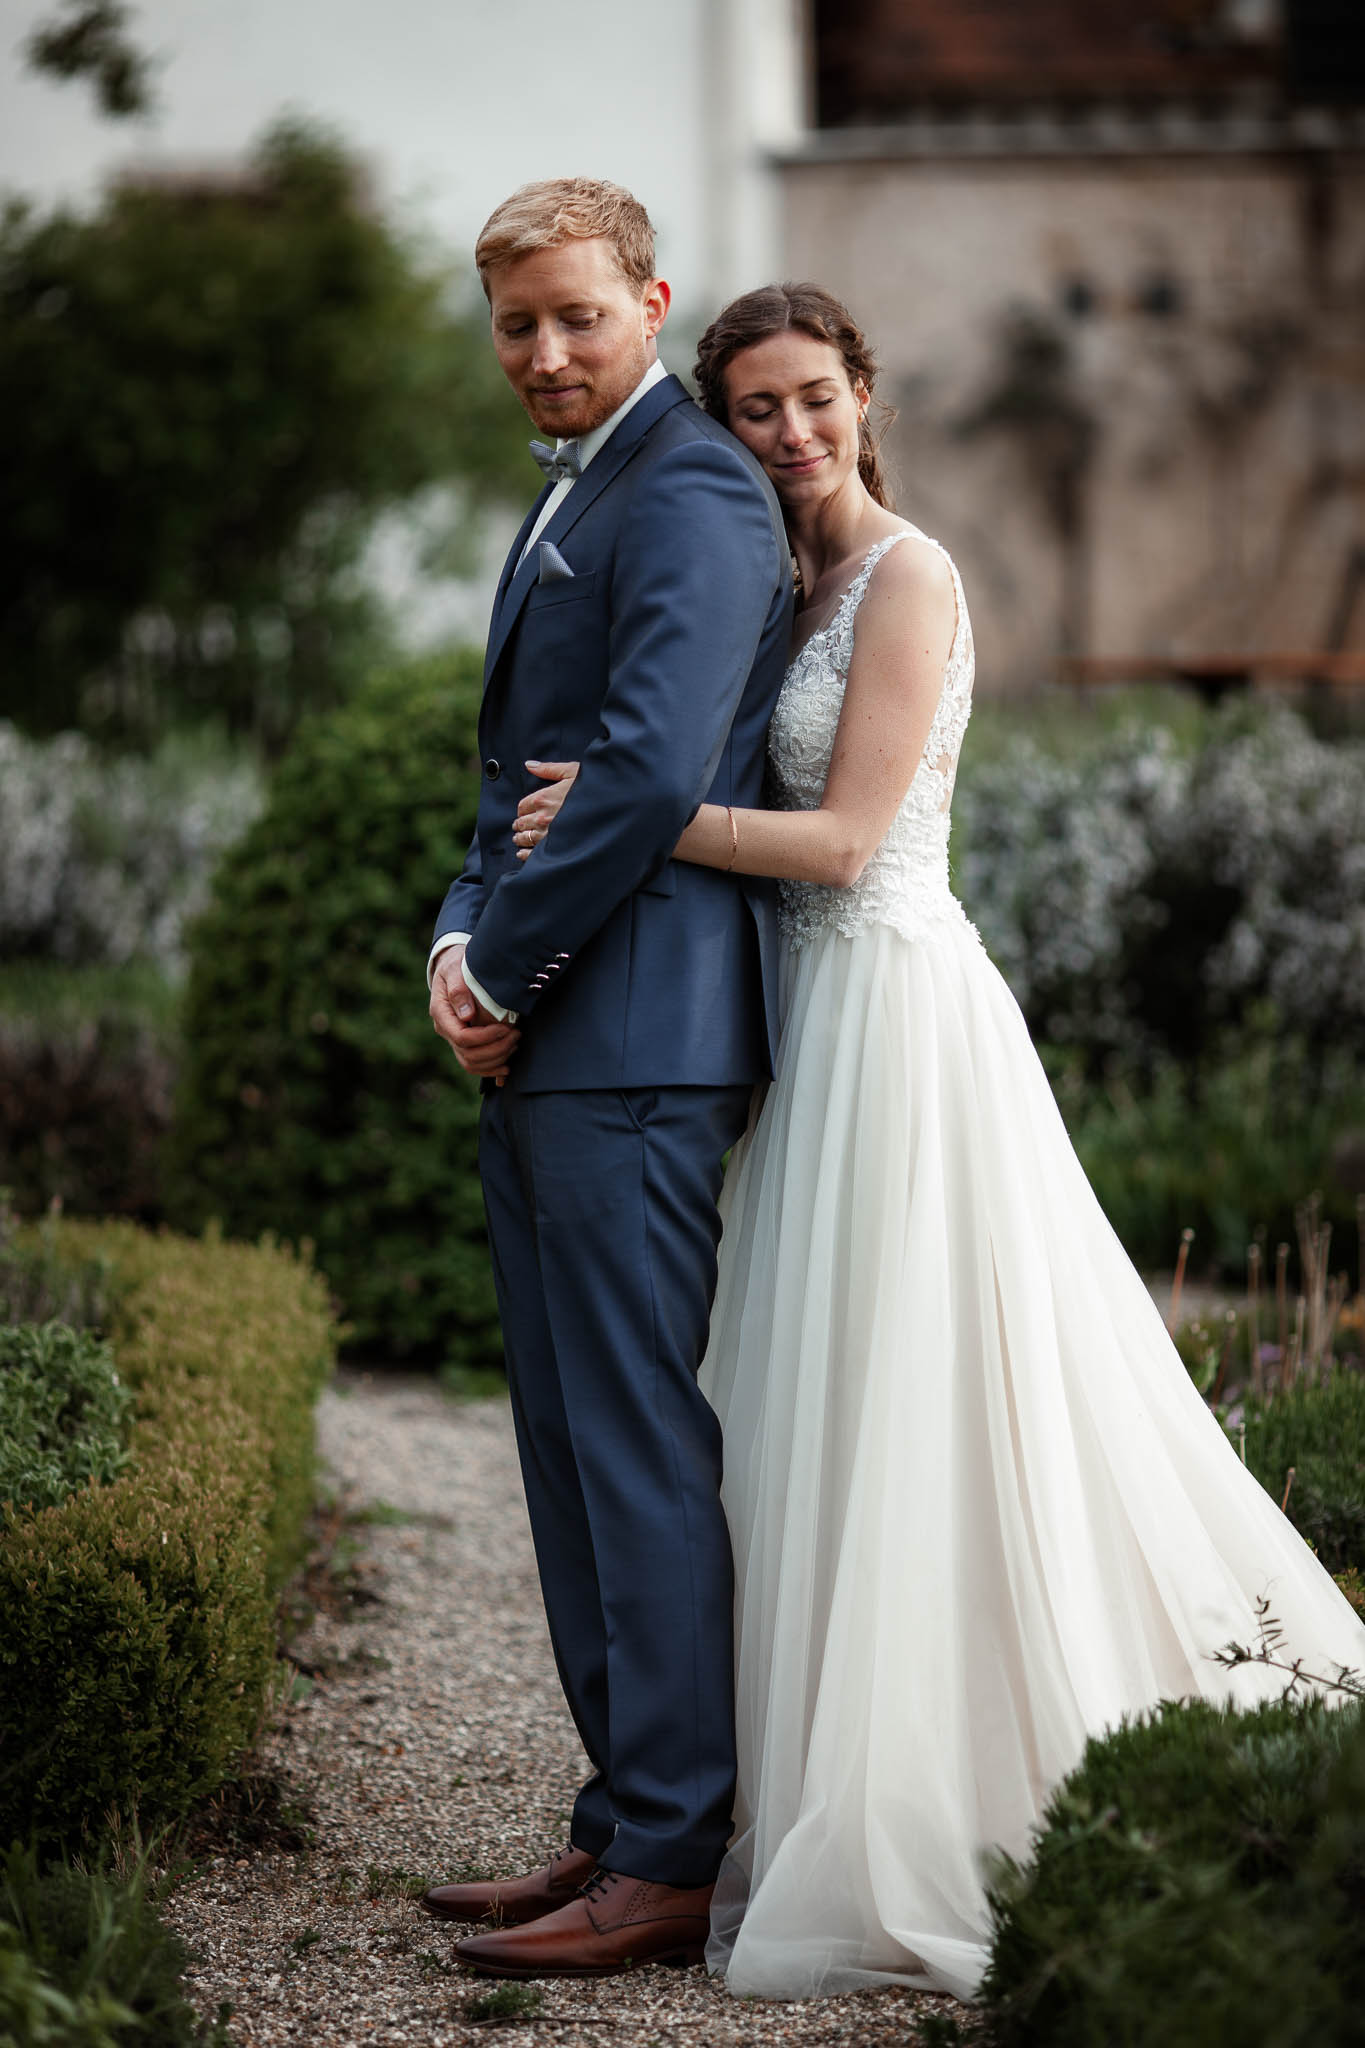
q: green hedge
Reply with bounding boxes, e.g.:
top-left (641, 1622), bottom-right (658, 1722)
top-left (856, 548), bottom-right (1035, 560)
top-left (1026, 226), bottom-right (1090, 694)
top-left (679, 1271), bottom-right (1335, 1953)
top-left (982, 1692), bottom-right (1365, 2048)
top-left (168, 653), bottom-right (497, 1365)
top-left (0, 1220), bottom-right (333, 1850)
top-left (1242, 1371), bottom-right (1365, 1576)
top-left (0, 1323), bottom-right (133, 1514)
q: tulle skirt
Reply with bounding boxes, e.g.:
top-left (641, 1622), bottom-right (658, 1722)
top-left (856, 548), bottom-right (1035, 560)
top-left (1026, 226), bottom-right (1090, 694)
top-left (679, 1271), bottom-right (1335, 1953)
top-left (699, 918), bottom-right (1365, 2003)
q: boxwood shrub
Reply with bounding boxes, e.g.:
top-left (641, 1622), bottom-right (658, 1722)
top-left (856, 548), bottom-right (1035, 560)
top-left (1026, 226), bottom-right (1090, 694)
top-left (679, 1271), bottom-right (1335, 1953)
top-left (982, 1691), bottom-right (1365, 2048)
top-left (0, 1218), bottom-right (333, 1850)
top-left (167, 653), bottom-right (496, 1365)
top-left (0, 1321), bottom-right (133, 1514)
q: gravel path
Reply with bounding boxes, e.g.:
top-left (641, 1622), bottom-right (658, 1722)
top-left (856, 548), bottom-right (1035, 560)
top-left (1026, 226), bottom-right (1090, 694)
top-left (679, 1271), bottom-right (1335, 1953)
top-left (165, 1372), bottom-right (974, 2048)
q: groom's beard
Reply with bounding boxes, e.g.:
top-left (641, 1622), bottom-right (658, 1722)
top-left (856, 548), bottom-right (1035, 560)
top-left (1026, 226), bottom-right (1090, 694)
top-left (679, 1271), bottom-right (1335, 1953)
top-left (522, 344), bottom-right (651, 440)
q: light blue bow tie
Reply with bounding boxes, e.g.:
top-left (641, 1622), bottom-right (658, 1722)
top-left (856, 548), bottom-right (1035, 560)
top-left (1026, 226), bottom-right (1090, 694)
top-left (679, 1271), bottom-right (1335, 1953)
top-left (529, 439), bottom-right (584, 484)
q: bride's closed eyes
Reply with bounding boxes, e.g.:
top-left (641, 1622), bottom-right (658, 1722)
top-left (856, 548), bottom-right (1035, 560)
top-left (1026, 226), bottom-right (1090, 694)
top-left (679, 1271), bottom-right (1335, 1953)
top-left (738, 396), bottom-right (836, 422)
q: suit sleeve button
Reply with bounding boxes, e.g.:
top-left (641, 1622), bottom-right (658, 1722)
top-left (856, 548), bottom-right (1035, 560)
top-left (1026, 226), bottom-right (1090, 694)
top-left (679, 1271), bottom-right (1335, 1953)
top-left (484, 758), bottom-right (502, 781)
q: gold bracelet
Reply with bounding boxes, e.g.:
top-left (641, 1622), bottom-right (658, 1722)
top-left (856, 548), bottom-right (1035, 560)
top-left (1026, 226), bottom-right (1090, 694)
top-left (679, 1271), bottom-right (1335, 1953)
top-left (725, 805), bottom-right (739, 872)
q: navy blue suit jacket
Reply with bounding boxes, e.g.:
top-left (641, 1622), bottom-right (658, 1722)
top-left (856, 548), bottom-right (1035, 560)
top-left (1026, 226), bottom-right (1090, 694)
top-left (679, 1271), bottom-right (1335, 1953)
top-left (433, 374), bottom-right (793, 1092)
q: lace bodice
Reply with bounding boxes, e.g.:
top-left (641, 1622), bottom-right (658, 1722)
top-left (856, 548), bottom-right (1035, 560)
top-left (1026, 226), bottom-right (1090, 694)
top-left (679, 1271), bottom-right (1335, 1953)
top-left (768, 528), bottom-right (977, 951)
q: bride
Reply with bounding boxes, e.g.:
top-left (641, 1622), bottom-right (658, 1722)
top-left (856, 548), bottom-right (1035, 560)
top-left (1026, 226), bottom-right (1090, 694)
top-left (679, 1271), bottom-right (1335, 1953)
top-left (513, 282), bottom-right (1365, 2003)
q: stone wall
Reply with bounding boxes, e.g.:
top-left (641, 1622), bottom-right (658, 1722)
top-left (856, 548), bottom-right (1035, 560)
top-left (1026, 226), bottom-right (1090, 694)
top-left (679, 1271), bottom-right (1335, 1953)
top-left (779, 147), bottom-right (1365, 688)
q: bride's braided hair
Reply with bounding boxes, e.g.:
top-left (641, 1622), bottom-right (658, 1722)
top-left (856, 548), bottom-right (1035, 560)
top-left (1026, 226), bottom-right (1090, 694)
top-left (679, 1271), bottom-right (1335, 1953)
top-left (693, 283), bottom-right (896, 511)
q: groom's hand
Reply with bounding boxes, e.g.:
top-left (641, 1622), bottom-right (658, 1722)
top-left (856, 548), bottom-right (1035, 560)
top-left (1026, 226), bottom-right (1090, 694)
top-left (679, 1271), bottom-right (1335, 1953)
top-left (430, 946), bottom-right (520, 1081)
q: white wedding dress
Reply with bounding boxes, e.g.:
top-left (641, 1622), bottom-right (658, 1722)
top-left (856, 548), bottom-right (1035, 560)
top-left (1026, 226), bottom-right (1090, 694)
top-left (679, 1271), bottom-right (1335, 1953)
top-left (699, 530), bottom-right (1365, 2004)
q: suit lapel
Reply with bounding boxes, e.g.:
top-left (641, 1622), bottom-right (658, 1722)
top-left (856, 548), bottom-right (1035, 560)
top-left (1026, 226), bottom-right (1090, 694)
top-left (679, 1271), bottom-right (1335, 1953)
top-left (481, 376), bottom-right (690, 685)
top-left (484, 491), bottom-right (552, 686)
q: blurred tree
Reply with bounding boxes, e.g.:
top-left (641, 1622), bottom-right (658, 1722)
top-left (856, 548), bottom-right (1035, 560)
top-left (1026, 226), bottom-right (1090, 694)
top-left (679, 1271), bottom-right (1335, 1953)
top-left (25, 1), bottom-right (155, 119)
top-left (0, 120), bottom-right (530, 749)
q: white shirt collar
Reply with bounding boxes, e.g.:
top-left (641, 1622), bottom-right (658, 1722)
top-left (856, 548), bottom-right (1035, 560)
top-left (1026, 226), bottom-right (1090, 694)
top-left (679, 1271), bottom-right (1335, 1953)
top-left (560, 358), bottom-right (669, 471)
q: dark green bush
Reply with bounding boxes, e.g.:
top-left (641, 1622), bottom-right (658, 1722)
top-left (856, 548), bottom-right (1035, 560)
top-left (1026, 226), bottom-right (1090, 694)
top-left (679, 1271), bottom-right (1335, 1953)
top-left (982, 1693), bottom-right (1365, 2048)
top-left (1241, 1371), bottom-right (1365, 1576)
top-left (168, 653), bottom-right (497, 1366)
top-left (0, 1323), bottom-right (133, 1514)
top-left (1047, 1031), bottom-right (1365, 1280)
top-left (0, 969), bottom-right (180, 1225)
top-left (0, 1218), bottom-right (333, 1850)
top-left (0, 1839), bottom-right (228, 2046)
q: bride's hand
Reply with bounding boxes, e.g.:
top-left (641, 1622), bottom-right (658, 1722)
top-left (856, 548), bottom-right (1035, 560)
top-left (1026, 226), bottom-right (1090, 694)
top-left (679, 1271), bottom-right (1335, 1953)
top-left (514, 760), bottom-right (580, 859)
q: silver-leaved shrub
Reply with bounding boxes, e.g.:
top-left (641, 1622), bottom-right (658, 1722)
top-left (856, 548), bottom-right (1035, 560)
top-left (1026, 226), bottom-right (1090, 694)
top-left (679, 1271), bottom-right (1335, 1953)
top-left (0, 723), bottom-right (263, 976)
top-left (955, 703), bottom-right (1365, 1064)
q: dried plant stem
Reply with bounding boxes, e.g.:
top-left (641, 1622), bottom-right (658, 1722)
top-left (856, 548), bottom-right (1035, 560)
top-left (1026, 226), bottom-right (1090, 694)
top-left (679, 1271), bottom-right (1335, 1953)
top-left (1275, 1242), bottom-right (1290, 1360)
top-left (1211, 1311), bottom-right (1237, 1405)
top-left (1319, 1272), bottom-right (1348, 1382)
top-left (1295, 1195), bottom-right (1334, 1379)
top-left (1284, 1296), bottom-right (1307, 1391)
top-left (1247, 1243), bottom-right (1263, 1399)
top-left (1280, 1466), bottom-right (1296, 1514)
top-left (1168, 1227), bottom-right (1194, 1335)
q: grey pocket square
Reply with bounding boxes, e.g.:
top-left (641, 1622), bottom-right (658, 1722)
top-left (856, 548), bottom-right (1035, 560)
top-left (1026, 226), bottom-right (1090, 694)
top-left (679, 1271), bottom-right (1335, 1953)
top-left (537, 541), bottom-right (575, 583)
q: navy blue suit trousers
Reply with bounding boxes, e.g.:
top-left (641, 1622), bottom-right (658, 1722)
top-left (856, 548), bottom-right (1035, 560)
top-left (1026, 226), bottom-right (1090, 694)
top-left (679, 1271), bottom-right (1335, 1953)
top-left (479, 1077), bottom-right (753, 1885)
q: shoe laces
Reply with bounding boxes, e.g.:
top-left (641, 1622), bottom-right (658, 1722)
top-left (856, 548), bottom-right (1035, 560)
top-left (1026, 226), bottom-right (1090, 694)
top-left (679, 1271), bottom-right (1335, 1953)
top-left (579, 1867), bottom-right (623, 1903)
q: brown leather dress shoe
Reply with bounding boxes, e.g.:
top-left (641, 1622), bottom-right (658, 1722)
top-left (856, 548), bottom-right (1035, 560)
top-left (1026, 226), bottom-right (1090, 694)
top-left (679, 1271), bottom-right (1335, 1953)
top-left (455, 1868), bottom-right (713, 1977)
top-left (421, 1844), bottom-right (598, 1925)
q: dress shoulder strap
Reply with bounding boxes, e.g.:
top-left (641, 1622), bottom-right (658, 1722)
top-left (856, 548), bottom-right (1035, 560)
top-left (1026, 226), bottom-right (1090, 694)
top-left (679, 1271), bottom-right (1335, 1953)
top-left (849, 527), bottom-right (967, 672)
top-left (846, 532), bottom-right (911, 616)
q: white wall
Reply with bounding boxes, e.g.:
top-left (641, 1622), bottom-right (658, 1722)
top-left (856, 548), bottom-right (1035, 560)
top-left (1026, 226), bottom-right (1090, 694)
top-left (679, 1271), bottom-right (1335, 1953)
top-left (0, 0), bottom-right (719, 293)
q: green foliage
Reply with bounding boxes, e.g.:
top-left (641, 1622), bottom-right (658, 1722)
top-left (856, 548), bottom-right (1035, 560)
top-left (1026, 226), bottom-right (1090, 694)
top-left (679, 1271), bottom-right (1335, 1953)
top-left (0, 1323), bottom-right (132, 1514)
top-left (0, 724), bottom-right (264, 974)
top-left (1241, 1372), bottom-right (1365, 1575)
top-left (0, 1195), bottom-right (111, 1329)
top-left (0, 1838), bottom-right (228, 2046)
top-left (963, 683), bottom-right (1220, 768)
top-left (0, 1218), bottom-right (334, 1850)
top-left (0, 971), bottom-right (180, 1224)
top-left (955, 700), bottom-right (1365, 1073)
top-left (169, 653), bottom-right (498, 1367)
top-left (1046, 1030), bottom-right (1365, 1280)
top-left (0, 119), bottom-right (529, 748)
top-left (24, 2), bottom-right (155, 119)
top-left (1336, 1567), bottom-right (1365, 1619)
top-left (464, 1981), bottom-right (545, 2022)
top-left (982, 1693), bottom-right (1365, 2048)
top-left (438, 1361), bottom-right (509, 1402)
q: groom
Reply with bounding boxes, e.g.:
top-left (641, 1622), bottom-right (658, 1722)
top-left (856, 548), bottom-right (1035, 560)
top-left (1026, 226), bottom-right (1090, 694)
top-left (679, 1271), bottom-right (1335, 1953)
top-left (424, 178), bottom-right (792, 1976)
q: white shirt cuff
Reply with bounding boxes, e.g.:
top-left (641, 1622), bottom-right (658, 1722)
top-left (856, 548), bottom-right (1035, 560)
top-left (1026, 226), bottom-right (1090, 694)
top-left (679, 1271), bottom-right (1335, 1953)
top-left (427, 931), bottom-right (470, 990)
top-left (461, 960), bottom-right (517, 1025)
top-left (428, 933), bottom-right (519, 1024)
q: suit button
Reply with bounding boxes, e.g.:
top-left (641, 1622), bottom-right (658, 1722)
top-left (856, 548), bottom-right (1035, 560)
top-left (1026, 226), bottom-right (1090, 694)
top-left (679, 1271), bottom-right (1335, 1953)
top-left (484, 758), bottom-right (502, 781)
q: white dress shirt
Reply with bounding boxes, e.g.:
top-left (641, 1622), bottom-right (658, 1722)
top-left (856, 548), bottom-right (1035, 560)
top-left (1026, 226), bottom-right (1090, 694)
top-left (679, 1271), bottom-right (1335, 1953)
top-left (428, 359), bottom-right (670, 1020)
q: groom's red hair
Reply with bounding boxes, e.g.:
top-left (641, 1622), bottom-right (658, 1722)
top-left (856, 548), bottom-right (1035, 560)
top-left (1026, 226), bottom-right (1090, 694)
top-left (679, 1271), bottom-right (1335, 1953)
top-left (475, 178), bottom-right (657, 296)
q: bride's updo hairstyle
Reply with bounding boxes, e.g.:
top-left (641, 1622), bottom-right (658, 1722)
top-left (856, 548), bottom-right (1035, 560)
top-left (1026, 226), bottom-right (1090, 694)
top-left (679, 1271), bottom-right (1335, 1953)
top-left (694, 283), bottom-right (897, 511)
